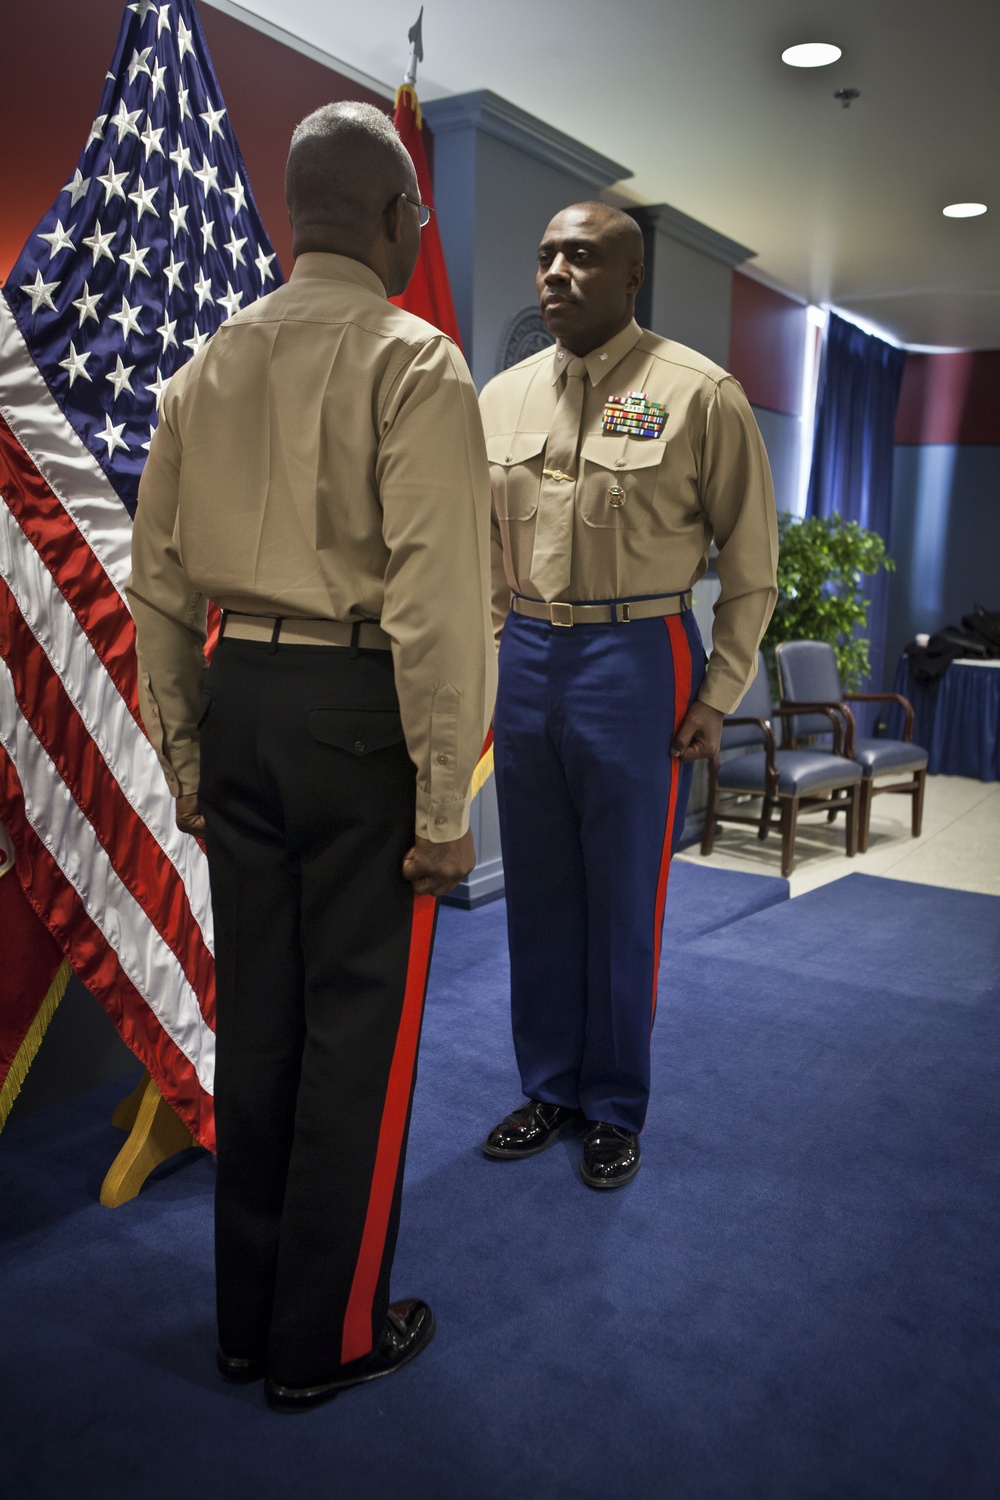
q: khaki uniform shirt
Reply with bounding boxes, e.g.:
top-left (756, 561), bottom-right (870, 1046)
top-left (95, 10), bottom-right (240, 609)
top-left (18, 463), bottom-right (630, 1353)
top-left (128, 253), bottom-right (496, 841)
top-left (479, 319), bottom-right (778, 714)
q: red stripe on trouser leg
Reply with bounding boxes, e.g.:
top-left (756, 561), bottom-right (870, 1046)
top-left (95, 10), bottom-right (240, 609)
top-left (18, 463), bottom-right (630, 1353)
top-left (340, 892), bottom-right (437, 1365)
top-left (650, 616), bottom-right (694, 1023)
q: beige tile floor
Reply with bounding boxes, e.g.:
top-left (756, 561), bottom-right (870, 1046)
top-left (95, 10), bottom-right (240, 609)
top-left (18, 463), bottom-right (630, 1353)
top-left (677, 774), bottom-right (1000, 898)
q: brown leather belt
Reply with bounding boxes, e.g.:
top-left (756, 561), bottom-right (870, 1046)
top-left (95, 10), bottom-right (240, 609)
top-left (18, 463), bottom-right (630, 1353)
top-left (220, 612), bottom-right (392, 651)
top-left (511, 592), bottom-right (692, 627)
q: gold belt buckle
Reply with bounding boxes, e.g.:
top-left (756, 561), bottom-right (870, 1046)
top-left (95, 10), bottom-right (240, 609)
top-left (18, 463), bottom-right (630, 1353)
top-left (549, 602), bottom-right (574, 627)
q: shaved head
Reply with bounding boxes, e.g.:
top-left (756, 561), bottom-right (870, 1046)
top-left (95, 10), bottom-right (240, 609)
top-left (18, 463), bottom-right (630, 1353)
top-left (556, 201), bottom-right (645, 264)
top-left (285, 102), bottom-right (419, 276)
top-left (536, 201), bottom-right (645, 355)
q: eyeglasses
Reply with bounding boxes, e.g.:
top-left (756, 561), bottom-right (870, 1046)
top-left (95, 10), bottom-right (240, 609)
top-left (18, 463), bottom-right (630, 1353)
top-left (401, 194), bottom-right (432, 228)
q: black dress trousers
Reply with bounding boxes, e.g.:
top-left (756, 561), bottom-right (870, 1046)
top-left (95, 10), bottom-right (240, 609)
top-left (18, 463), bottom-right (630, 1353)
top-left (198, 637), bottom-right (437, 1388)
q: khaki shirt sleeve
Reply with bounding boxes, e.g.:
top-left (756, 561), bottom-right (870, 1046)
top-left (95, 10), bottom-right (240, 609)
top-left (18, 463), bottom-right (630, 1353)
top-left (697, 377), bottom-right (779, 714)
top-left (377, 337), bottom-right (496, 841)
top-left (126, 378), bottom-right (209, 798)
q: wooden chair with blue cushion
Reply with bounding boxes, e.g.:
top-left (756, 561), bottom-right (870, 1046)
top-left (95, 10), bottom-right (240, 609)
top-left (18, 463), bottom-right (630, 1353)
top-left (775, 640), bottom-right (928, 853)
top-left (701, 653), bottom-right (862, 877)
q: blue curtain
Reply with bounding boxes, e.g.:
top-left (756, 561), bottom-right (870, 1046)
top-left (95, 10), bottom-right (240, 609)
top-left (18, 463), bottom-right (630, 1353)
top-left (807, 314), bottom-right (907, 711)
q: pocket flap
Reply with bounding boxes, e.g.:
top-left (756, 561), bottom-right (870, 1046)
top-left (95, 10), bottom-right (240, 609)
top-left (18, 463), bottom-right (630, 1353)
top-left (486, 431), bottom-right (549, 466)
top-left (307, 708), bottom-right (406, 756)
top-left (581, 433), bottom-right (667, 471)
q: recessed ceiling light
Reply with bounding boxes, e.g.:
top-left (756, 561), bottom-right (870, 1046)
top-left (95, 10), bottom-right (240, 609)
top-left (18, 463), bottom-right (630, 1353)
top-left (781, 42), bottom-right (842, 67)
top-left (942, 202), bottom-right (987, 218)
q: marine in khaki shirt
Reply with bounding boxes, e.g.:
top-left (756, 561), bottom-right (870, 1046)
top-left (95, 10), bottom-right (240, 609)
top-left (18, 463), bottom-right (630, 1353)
top-left (127, 102), bottom-right (495, 1410)
top-left (129, 249), bottom-right (495, 846)
top-left (480, 202), bottom-right (778, 1190)
top-left (482, 317), bottom-right (778, 715)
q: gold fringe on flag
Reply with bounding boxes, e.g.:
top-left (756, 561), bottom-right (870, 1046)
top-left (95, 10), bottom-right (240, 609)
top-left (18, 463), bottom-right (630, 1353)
top-left (394, 82), bottom-right (423, 129)
top-left (0, 959), bottom-right (71, 1132)
top-left (470, 743), bottom-right (494, 802)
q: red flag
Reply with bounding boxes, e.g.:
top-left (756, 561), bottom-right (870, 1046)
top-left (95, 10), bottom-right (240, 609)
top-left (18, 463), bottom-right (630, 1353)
top-left (390, 85), bottom-right (463, 347)
top-left (0, 832), bottom-right (70, 1131)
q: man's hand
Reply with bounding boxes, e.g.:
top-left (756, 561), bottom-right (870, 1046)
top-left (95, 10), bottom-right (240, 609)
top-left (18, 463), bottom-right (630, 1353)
top-left (402, 830), bottom-right (475, 897)
top-left (670, 700), bottom-right (724, 763)
top-left (176, 792), bottom-right (206, 838)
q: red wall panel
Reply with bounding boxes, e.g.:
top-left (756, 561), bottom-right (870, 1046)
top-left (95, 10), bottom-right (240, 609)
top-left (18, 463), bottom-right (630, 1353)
top-left (0, 0), bottom-right (390, 284)
top-left (895, 351), bottom-right (1000, 445)
top-left (728, 271), bottom-right (806, 417)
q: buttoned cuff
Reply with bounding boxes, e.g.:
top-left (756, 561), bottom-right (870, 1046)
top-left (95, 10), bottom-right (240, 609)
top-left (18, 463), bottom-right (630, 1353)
top-left (698, 667), bottom-right (752, 718)
top-left (415, 786), bottom-right (472, 842)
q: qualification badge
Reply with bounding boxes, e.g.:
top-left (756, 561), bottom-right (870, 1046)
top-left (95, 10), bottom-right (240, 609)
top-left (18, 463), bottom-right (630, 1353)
top-left (607, 485), bottom-right (626, 508)
top-left (601, 392), bottom-right (667, 439)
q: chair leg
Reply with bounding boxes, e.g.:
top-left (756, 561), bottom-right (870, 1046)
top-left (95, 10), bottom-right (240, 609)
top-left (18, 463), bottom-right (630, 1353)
top-left (857, 778), bottom-right (873, 854)
top-left (701, 763), bottom-right (719, 856)
top-left (912, 769), bottom-right (926, 838)
top-left (827, 788), bottom-right (840, 823)
top-left (779, 797), bottom-right (798, 878)
top-left (758, 796), bottom-right (776, 842)
top-left (845, 783), bottom-right (859, 857)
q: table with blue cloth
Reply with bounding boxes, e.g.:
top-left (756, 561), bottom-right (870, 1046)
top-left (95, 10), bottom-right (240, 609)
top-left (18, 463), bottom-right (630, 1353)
top-left (889, 657), bottom-right (1000, 781)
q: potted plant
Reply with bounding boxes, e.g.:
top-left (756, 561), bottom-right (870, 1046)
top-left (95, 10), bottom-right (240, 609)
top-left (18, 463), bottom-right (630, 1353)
top-left (763, 512), bottom-right (894, 693)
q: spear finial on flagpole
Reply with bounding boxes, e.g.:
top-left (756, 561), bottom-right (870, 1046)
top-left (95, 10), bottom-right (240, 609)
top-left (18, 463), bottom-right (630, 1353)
top-left (404, 6), bottom-right (424, 86)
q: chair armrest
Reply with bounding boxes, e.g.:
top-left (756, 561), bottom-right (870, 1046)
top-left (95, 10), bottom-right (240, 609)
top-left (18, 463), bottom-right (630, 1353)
top-left (842, 691), bottom-right (914, 740)
top-left (774, 702), bottom-right (854, 757)
top-left (720, 716), bottom-right (778, 793)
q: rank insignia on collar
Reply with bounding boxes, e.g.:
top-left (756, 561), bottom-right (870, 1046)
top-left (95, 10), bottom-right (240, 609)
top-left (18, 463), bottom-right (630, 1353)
top-left (602, 392), bottom-right (667, 438)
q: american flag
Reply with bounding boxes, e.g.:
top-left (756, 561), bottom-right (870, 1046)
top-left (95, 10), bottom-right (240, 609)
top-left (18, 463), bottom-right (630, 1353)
top-left (0, 0), bottom-right (282, 1148)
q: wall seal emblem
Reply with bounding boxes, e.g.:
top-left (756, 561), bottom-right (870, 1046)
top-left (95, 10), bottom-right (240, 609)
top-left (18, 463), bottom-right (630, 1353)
top-left (498, 307), bottom-right (555, 372)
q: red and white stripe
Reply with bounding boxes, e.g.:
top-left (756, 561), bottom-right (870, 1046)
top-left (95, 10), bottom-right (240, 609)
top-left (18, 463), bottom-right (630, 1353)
top-left (0, 298), bottom-right (216, 1147)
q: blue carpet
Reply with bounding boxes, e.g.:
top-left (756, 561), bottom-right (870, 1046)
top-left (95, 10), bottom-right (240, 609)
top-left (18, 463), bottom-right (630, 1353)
top-left (1, 867), bottom-right (998, 1500)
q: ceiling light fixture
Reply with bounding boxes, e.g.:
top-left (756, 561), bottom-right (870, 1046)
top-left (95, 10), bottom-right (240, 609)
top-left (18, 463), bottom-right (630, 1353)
top-left (942, 202), bottom-right (987, 218)
top-left (781, 42), bottom-right (842, 67)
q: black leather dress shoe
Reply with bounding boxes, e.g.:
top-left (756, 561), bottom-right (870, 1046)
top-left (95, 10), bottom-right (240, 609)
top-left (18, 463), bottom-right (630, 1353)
top-left (482, 1100), bottom-right (584, 1159)
top-left (581, 1122), bottom-right (641, 1189)
top-left (216, 1348), bottom-right (266, 1384)
top-left (264, 1299), bottom-right (435, 1414)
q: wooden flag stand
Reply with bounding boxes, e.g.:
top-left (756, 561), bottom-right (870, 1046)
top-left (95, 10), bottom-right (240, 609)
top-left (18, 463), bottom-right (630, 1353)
top-left (100, 1071), bottom-right (199, 1208)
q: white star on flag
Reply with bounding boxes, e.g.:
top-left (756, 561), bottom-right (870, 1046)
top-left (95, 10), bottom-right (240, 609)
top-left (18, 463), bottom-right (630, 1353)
top-left (110, 100), bottom-right (143, 143)
top-left (177, 15), bottom-right (193, 59)
top-left (192, 271), bottom-right (213, 308)
top-left (163, 252), bottom-right (186, 292)
top-left (98, 161), bottom-right (129, 204)
top-left (128, 177), bottom-right (159, 220)
top-left (109, 294), bottom-right (145, 340)
top-left (106, 354), bottom-right (137, 400)
top-left (199, 104), bottom-right (226, 140)
top-left (183, 324), bottom-right (209, 354)
top-left (224, 174), bottom-right (247, 214)
top-left (72, 282), bottom-right (102, 327)
top-left (224, 232), bottom-right (247, 268)
top-left (150, 59), bottom-right (169, 98)
top-left (95, 413), bottom-right (129, 455)
top-left (121, 236), bottom-right (153, 282)
top-left (128, 46), bottom-right (153, 84)
top-left (255, 247), bottom-right (277, 285)
top-left (37, 220), bottom-right (77, 259)
top-left (62, 169), bottom-right (91, 207)
top-left (59, 342), bottom-right (93, 386)
top-left (148, 366), bottom-right (172, 408)
top-left (20, 270), bottom-right (61, 313)
top-left (194, 154), bottom-right (220, 195)
top-left (82, 220), bottom-right (117, 265)
top-left (218, 282), bottom-right (244, 319)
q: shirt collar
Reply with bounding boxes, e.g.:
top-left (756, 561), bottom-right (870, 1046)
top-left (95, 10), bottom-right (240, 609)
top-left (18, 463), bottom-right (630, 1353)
top-left (549, 318), bottom-right (643, 386)
top-left (290, 252), bottom-right (387, 300)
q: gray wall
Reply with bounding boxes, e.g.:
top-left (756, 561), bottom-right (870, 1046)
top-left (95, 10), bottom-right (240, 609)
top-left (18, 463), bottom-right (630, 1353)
top-left (752, 405), bottom-right (802, 516)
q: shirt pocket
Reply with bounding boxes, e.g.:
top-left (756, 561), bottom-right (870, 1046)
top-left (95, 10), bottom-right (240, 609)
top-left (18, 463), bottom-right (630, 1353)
top-left (579, 433), bottom-right (668, 531)
top-left (486, 432), bottom-right (549, 521)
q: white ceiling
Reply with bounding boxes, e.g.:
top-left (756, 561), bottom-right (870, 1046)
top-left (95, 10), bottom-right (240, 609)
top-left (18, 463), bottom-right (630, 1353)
top-left (213, 0), bottom-right (1000, 350)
